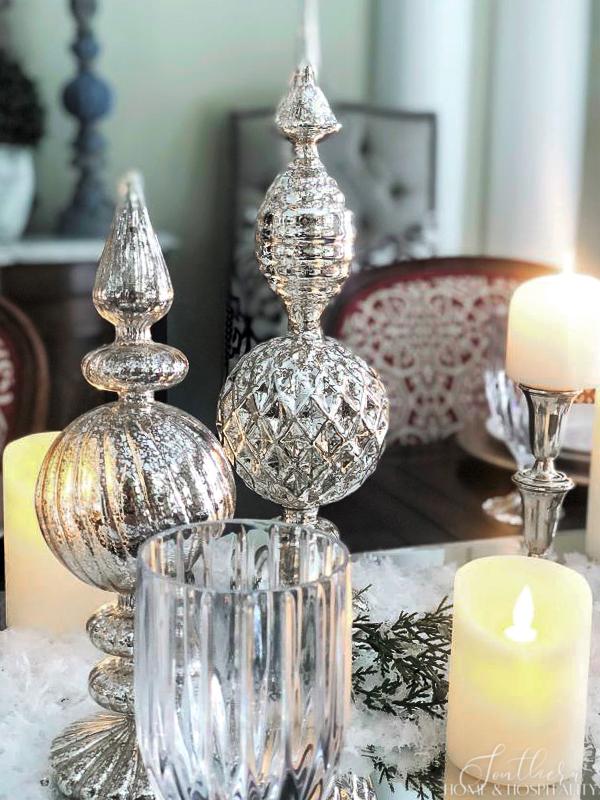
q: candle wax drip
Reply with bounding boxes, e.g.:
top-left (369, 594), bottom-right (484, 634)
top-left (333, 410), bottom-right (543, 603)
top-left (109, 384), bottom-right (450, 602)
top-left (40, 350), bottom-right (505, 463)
top-left (504, 585), bottom-right (538, 643)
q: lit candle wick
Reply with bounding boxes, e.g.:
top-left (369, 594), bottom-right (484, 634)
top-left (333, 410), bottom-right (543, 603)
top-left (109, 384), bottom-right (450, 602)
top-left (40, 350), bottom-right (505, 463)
top-left (504, 585), bottom-right (537, 643)
top-left (560, 251), bottom-right (575, 275)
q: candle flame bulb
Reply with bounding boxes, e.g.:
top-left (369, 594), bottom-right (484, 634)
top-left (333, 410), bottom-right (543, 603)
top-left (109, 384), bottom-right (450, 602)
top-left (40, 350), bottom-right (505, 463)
top-left (561, 251), bottom-right (575, 274)
top-left (505, 585), bottom-right (537, 643)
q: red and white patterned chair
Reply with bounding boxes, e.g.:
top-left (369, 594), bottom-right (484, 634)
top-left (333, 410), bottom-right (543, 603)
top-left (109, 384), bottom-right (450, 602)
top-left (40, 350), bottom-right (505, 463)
top-left (326, 257), bottom-right (552, 445)
top-left (0, 295), bottom-right (49, 454)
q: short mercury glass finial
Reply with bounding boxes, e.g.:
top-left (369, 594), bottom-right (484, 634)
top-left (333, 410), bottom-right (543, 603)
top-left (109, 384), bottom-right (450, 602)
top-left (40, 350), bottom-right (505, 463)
top-left (36, 172), bottom-right (235, 800)
top-left (217, 66), bottom-right (389, 529)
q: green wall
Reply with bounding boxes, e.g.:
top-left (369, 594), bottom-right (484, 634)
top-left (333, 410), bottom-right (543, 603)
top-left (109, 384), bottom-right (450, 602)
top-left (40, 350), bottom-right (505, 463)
top-left (8, 0), bottom-right (372, 424)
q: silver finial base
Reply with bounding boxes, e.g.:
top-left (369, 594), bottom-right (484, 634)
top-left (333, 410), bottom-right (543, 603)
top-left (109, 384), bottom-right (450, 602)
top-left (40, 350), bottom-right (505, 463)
top-left (50, 713), bottom-right (152, 799)
top-left (512, 386), bottom-right (578, 556)
top-left (49, 595), bottom-right (153, 798)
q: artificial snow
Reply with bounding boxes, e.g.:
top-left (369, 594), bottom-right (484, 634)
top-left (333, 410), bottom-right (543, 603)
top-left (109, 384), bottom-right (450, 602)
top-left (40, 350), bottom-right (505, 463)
top-left (2, 552), bottom-right (600, 796)
top-left (0, 629), bottom-right (97, 798)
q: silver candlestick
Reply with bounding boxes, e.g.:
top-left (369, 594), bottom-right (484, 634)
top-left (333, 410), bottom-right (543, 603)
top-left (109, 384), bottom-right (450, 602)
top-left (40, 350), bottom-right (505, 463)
top-left (512, 386), bottom-right (578, 556)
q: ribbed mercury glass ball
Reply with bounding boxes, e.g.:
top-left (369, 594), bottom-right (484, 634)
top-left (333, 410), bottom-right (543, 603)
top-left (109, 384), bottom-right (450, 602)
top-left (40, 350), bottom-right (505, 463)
top-left (256, 157), bottom-right (354, 310)
top-left (217, 332), bottom-right (389, 510)
top-left (36, 401), bottom-right (236, 593)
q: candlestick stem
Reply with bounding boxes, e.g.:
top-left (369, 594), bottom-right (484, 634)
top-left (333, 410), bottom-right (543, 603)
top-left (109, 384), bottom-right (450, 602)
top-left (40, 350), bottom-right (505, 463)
top-left (512, 386), bottom-right (578, 556)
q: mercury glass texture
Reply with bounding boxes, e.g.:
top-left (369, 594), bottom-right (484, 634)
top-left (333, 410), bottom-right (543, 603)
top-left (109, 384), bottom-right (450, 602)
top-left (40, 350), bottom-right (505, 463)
top-left (34, 173), bottom-right (235, 800)
top-left (135, 520), bottom-right (352, 800)
top-left (219, 333), bottom-right (388, 510)
top-left (217, 66), bottom-right (389, 525)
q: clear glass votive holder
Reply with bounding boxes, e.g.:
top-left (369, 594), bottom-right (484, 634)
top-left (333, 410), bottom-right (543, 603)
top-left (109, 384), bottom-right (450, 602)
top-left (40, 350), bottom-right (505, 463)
top-left (135, 519), bottom-right (352, 800)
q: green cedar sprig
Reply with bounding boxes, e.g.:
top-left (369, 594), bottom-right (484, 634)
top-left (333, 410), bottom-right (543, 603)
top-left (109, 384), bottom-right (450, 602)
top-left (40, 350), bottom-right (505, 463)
top-left (352, 589), bottom-right (452, 719)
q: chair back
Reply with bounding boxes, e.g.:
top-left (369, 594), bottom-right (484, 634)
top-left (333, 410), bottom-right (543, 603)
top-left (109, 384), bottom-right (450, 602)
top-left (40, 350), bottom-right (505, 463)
top-left (226, 104), bottom-right (437, 371)
top-left (325, 257), bottom-right (553, 445)
top-left (0, 295), bottom-right (49, 452)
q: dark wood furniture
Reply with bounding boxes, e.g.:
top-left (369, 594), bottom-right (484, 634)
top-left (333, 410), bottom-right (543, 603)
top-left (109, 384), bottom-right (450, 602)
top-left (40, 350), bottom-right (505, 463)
top-left (0, 294), bottom-right (49, 439)
top-left (324, 256), bottom-right (554, 446)
top-left (2, 260), bottom-right (109, 429)
top-left (0, 296), bottom-right (50, 591)
top-left (325, 256), bottom-right (553, 332)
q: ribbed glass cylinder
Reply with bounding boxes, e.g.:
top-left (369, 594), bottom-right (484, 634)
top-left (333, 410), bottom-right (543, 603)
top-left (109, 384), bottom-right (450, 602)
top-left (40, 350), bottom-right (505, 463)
top-left (135, 520), bottom-right (351, 800)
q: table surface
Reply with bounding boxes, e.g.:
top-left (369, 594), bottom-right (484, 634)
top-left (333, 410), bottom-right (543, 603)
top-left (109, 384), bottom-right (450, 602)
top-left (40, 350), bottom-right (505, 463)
top-left (236, 436), bottom-right (588, 552)
top-left (360, 527), bottom-right (586, 566)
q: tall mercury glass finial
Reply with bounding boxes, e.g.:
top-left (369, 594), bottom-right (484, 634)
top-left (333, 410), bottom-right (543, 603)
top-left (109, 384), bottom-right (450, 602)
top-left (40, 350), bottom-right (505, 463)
top-left (217, 66), bottom-right (389, 530)
top-left (36, 172), bottom-right (235, 800)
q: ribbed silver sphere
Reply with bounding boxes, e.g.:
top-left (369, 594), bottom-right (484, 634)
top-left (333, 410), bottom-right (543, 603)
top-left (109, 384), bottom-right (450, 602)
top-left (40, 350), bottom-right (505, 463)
top-left (37, 401), bottom-right (235, 593)
top-left (256, 158), bottom-right (354, 330)
top-left (218, 332), bottom-right (388, 512)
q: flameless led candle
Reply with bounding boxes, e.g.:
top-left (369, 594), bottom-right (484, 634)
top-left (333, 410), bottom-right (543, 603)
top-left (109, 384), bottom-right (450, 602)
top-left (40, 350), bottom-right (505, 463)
top-left (4, 432), bottom-right (111, 632)
top-left (446, 556), bottom-right (592, 787)
top-left (506, 271), bottom-right (600, 391)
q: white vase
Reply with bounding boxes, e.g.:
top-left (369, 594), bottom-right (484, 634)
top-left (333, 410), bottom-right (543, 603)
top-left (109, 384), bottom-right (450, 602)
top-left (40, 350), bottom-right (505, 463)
top-left (0, 144), bottom-right (35, 242)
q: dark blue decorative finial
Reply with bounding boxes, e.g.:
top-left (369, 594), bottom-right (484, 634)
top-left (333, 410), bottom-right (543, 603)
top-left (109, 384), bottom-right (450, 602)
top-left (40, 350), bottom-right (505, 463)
top-left (57, 0), bottom-right (114, 238)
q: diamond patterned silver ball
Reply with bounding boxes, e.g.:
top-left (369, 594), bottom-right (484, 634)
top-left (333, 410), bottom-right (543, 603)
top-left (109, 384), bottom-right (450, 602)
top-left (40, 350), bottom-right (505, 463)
top-left (217, 332), bottom-right (389, 512)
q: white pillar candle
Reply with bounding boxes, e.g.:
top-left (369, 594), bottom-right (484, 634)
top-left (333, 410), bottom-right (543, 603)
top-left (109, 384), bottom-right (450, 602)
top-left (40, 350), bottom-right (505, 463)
top-left (506, 272), bottom-right (600, 391)
top-left (446, 555), bottom-right (592, 787)
top-left (4, 432), bottom-right (111, 632)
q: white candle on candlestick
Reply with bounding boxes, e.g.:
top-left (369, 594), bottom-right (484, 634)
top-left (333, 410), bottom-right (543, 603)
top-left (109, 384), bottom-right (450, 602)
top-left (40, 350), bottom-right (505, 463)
top-left (4, 432), bottom-right (111, 632)
top-left (506, 270), bottom-right (600, 391)
top-left (446, 556), bottom-right (591, 787)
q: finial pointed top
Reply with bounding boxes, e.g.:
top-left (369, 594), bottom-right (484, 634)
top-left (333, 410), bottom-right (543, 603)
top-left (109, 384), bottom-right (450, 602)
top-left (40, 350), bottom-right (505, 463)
top-left (275, 65), bottom-right (340, 145)
top-left (118, 169), bottom-right (146, 205)
top-left (94, 170), bottom-right (173, 330)
top-left (83, 172), bottom-right (188, 398)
